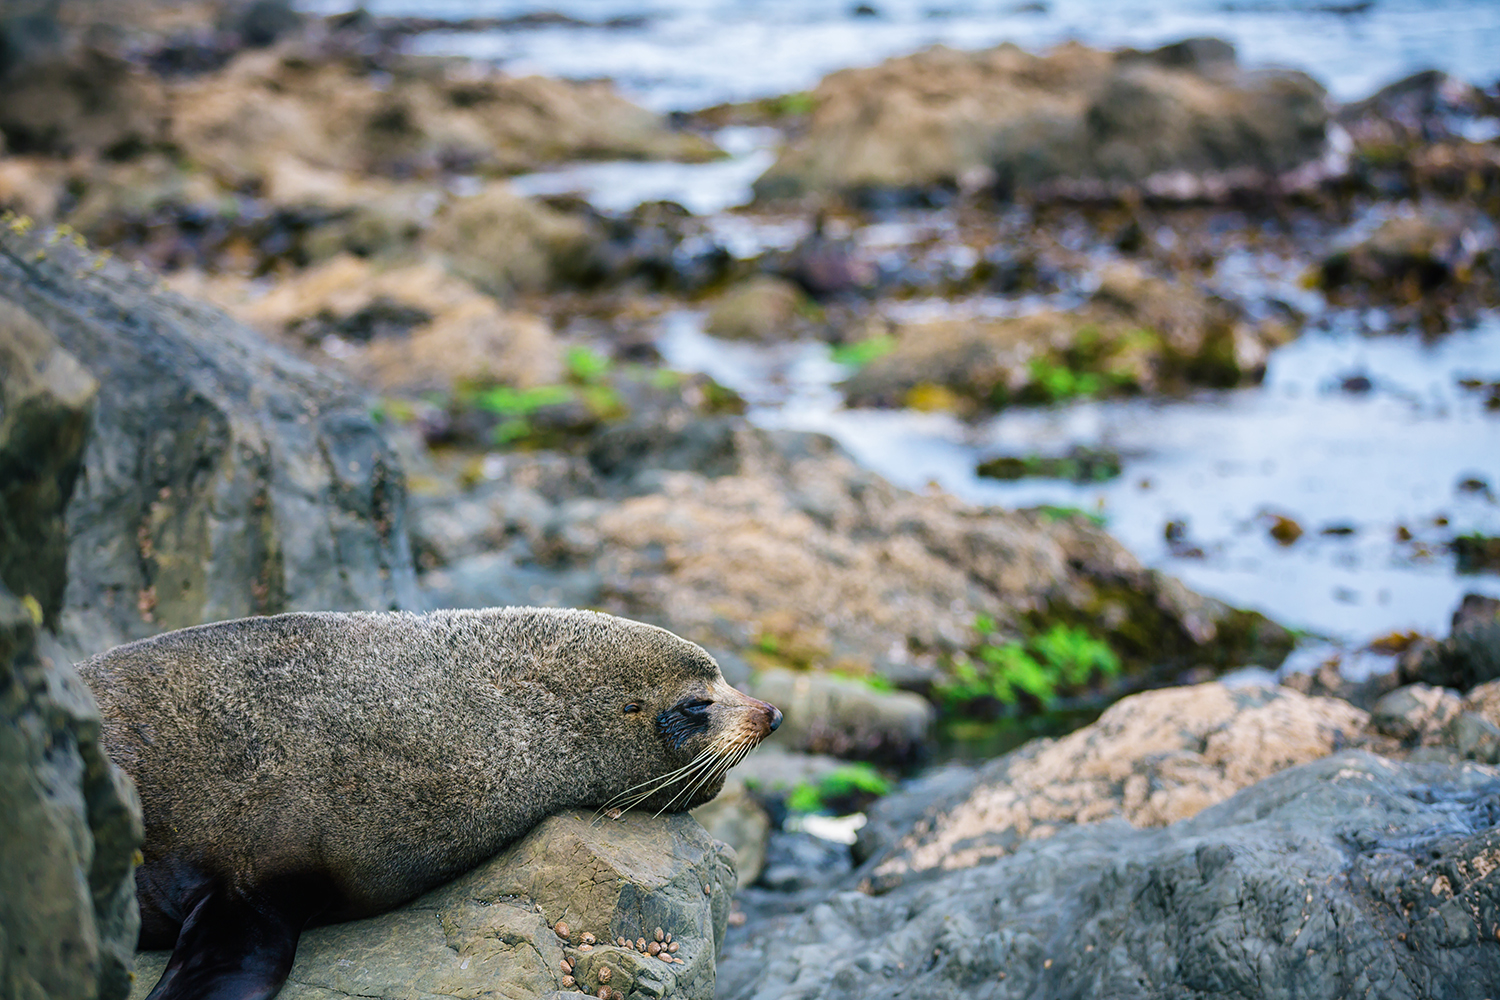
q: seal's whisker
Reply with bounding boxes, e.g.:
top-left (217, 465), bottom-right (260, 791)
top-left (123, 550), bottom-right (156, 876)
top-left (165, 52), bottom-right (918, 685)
top-left (658, 739), bottom-right (753, 815)
top-left (626, 740), bottom-right (740, 816)
top-left (594, 747), bottom-right (721, 818)
top-left (599, 750), bottom-right (714, 806)
top-left (658, 744), bottom-right (735, 814)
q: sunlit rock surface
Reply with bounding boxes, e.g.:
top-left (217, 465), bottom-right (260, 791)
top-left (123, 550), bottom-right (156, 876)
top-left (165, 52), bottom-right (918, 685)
top-left (130, 812), bottom-right (735, 1000)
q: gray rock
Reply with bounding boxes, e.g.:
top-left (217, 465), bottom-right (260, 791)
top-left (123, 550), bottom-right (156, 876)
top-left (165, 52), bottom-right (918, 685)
top-left (719, 752), bottom-right (1500, 1000)
top-left (1371, 683), bottom-right (1464, 744)
top-left (850, 763), bottom-right (979, 866)
top-left (747, 668), bottom-right (935, 765)
top-left (692, 778), bottom-right (772, 887)
top-left (1446, 712), bottom-right (1500, 764)
top-left (733, 747), bottom-right (853, 796)
top-left (420, 551), bottom-right (604, 612)
top-left (754, 42), bottom-right (1329, 203)
top-left (0, 223), bottom-right (420, 661)
top-left (1408, 594), bottom-right (1500, 692)
top-left (131, 812), bottom-right (734, 1000)
top-left (0, 297), bottom-right (92, 627)
top-left (1, 303), bottom-right (143, 1000)
top-left (858, 683), bottom-right (1372, 893)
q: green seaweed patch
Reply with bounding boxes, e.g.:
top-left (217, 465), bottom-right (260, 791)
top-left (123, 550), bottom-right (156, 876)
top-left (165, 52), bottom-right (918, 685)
top-left (977, 446), bottom-right (1122, 484)
top-left (696, 375), bottom-right (748, 415)
top-left (773, 92), bottom-right (818, 118)
top-left (475, 384), bottom-right (574, 416)
top-left (1029, 583), bottom-right (1294, 674)
top-left (785, 763), bottom-right (892, 815)
top-left (1025, 357), bottom-right (1105, 402)
top-left (937, 617), bottom-right (1121, 712)
top-left (565, 344), bottom-right (612, 383)
top-left (831, 334), bottom-right (897, 370)
top-left (1031, 504), bottom-right (1108, 528)
top-left (992, 325), bottom-right (1156, 407)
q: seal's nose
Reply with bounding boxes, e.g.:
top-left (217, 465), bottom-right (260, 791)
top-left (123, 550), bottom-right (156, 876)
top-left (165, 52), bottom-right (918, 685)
top-left (768, 705), bottom-right (783, 732)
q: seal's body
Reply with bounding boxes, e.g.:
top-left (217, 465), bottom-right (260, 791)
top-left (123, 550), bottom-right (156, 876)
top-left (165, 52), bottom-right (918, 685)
top-left (79, 607), bottom-right (781, 1000)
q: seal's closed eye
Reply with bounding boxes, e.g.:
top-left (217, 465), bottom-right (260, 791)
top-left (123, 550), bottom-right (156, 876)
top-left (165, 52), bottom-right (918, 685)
top-left (658, 698), bottom-right (714, 748)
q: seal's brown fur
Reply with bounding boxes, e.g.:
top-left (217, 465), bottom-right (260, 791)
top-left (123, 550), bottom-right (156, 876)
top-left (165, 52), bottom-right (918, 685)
top-left (79, 607), bottom-right (780, 959)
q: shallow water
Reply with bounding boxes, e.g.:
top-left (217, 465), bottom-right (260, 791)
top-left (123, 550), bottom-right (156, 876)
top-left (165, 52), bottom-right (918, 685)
top-left (310, 0), bottom-right (1500, 645)
top-left (658, 311), bottom-right (1500, 644)
top-left (508, 126), bottom-right (778, 215)
top-left (321, 0), bottom-right (1500, 110)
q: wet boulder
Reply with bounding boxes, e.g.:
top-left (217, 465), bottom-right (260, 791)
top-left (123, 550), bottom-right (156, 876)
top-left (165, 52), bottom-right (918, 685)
top-left (1405, 593), bottom-right (1500, 692)
top-left (420, 182), bottom-right (605, 297)
top-left (842, 262), bottom-right (1290, 412)
top-left (1316, 206), bottom-right (1498, 305)
top-left (746, 667), bottom-right (935, 765)
top-left (0, 222), bottom-right (420, 660)
top-left (754, 40), bottom-right (1329, 203)
top-left (719, 751), bottom-right (1500, 1000)
top-left (168, 45), bottom-right (718, 189)
top-left (1370, 683), bottom-right (1464, 745)
top-left (1, 297), bottom-right (143, 1000)
top-left (189, 254), bottom-right (566, 394)
top-left (1337, 69), bottom-right (1499, 151)
top-left (704, 275), bottom-right (810, 343)
top-left (129, 812), bottom-right (736, 1000)
top-left (692, 778), bottom-right (772, 887)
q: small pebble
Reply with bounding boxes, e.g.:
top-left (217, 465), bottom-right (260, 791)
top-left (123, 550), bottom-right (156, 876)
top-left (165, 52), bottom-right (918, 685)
top-left (648, 941), bottom-right (661, 956)
top-left (654, 927), bottom-right (664, 943)
top-left (597, 967), bottom-right (612, 983)
top-left (668, 942), bottom-right (679, 953)
top-left (581, 932), bottom-right (596, 946)
top-left (555, 921), bottom-right (570, 940)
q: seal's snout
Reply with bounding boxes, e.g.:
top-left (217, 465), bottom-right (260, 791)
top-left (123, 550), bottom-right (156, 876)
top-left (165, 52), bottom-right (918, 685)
top-left (745, 697), bottom-right (782, 737)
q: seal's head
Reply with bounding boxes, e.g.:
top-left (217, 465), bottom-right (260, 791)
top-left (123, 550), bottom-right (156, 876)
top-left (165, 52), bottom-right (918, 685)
top-left (499, 609), bottom-right (783, 814)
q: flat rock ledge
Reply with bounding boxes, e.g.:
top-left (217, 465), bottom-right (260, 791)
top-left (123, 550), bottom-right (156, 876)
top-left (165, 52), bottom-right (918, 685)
top-left (720, 751), bottom-right (1500, 1000)
top-left (129, 812), bottom-right (735, 1000)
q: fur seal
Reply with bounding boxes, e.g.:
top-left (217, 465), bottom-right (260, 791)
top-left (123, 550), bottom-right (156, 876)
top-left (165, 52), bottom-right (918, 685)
top-left (78, 607), bottom-right (782, 1000)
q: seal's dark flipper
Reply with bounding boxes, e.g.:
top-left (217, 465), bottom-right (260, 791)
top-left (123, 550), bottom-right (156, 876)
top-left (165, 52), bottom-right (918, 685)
top-left (144, 890), bottom-right (303, 1000)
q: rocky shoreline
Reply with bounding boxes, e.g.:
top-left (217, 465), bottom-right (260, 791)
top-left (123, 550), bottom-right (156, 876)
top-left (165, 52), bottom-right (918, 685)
top-left (3, 4), bottom-right (1498, 999)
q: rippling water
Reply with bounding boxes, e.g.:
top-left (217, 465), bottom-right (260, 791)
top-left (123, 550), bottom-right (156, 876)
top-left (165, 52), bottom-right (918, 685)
top-left (318, 0), bottom-right (1500, 109)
